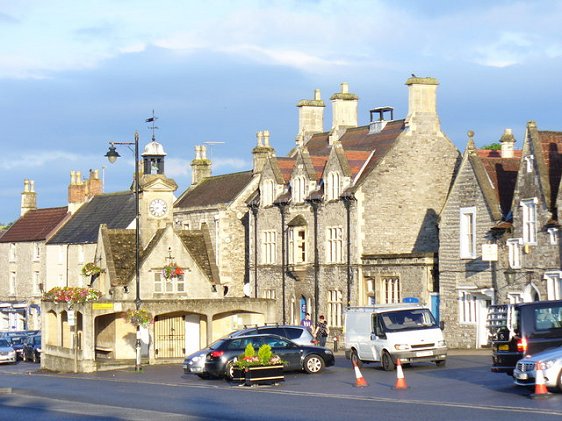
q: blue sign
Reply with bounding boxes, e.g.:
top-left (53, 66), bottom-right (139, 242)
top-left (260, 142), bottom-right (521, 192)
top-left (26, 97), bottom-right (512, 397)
top-left (403, 297), bottom-right (419, 304)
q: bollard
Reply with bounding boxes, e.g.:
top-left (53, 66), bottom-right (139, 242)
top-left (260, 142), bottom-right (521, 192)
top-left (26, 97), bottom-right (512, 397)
top-left (333, 336), bottom-right (338, 352)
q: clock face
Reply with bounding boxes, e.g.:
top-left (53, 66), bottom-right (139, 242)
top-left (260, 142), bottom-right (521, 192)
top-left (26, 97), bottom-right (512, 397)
top-left (149, 199), bottom-right (168, 217)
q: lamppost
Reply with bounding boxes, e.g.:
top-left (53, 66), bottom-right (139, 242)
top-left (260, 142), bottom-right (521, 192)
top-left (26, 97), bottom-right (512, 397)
top-left (105, 131), bottom-right (142, 371)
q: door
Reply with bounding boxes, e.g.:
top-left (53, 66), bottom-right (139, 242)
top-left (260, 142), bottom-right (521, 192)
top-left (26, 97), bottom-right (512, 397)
top-left (266, 337), bottom-right (302, 370)
top-left (476, 299), bottom-right (492, 348)
top-left (430, 293), bottom-right (440, 323)
top-left (300, 296), bottom-right (307, 323)
top-left (185, 314), bottom-right (200, 356)
top-left (154, 314), bottom-right (185, 358)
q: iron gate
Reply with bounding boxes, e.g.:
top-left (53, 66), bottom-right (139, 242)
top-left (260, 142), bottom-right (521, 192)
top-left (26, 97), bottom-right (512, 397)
top-left (154, 314), bottom-right (185, 358)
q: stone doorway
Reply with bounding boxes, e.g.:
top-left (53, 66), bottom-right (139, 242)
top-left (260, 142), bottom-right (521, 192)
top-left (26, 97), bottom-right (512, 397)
top-left (154, 313), bottom-right (185, 358)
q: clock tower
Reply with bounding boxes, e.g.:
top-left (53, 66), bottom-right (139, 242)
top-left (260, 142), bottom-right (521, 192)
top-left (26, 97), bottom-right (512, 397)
top-left (139, 137), bottom-right (178, 247)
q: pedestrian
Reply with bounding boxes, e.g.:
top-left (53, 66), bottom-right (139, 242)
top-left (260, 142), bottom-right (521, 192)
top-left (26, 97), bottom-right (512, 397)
top-left (300, 312), bottom-right (313, 333)
top-left (314, 315), bottom-right (330, 347)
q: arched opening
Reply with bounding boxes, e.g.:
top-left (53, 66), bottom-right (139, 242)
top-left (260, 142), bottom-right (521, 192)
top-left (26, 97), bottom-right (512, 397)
top-left (523, 283), bottom-right (541, 302)
top-left (46, 310), bottom-right (58, 346)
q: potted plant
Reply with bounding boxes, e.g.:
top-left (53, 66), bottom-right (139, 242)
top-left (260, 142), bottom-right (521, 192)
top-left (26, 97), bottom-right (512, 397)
top-left (125, 308), bottom-right (153, 327)
top-left (231, 343), bottom-right (285, 386)
top-left (43, 286), bottom-right (103, 305)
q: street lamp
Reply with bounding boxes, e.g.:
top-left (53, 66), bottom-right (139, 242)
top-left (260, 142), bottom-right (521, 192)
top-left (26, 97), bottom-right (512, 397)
top-left (105, 131), bottom-right (142, 371)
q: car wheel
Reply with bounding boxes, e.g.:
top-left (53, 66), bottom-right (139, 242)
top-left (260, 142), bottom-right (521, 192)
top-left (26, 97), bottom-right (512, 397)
top-left (435, 360), bottom-right (446, 367)
top-left (224, 360), bottom-right (236, 380)
top-left (304, 354), bottom-right (325, 374)
top-left (382, 351), bottom-right (395, 371)
top-left (351, 349), bottom-right (362, 368)
top-left (32, 353), bottom-right (38, 363)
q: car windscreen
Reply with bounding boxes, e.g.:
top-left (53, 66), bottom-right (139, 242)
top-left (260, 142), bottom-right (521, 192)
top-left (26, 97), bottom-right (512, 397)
top-left (0, 339), bottom-right (11, 347)
top-left (208, 339), bottom-right (226, 350)
top-left (534, 305), bottom-right (562, 332)
top-left (378, 309), bottom-right (438, 332)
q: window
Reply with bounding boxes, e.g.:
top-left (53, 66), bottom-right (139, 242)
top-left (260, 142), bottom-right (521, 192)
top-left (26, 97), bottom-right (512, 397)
top-left (521, 199), bottom-right (537, 244)
top-left (381, 277), bottom-right (400, 304)
top-left (460, 207), bottom-right (476, 258)
top-left (292, 176), bottom-right (307, 203)
top-left (548, 227), bottom-right (558, 245)
top-left (32, 271), bottom-right (40, 295)
top-left (154, 272), bottom-right (185, 294)
top-left (326, 227), bottom-right (343, 263)
top-left (288, 227), bottom-right (306, 264)
top-left (9, 243), bottom-right (16, 262)
top-left (507, 238), bottom-right (522, 269)
top-left (545, 271), bottom-right (562, 300)
top-left (459, 291), bottom-right (477, 324)
top-left (261, 230), bottom-right (277, 264)
top-left (263, 289), bottom-right (276, 299)
top-left (524, 155), bottom-right (534, 173)
top-left (262, 179), bottom-right (275, 207)
top-left (32, 242), bottom-right (40, 261)
top-left (326, 171), bottom-right (341, 201)
top-left (9, 272), bottom-right (16, 295)
top-left (327, 290), bottom-right (343, 327)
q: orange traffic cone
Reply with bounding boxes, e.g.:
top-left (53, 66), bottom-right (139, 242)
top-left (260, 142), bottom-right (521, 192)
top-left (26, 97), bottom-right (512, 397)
top-left (530, 361), bottom-right (552, 399)
top-left (392, 359), bottom-right (409, 390)
top-left (353, 360), bottom-right (368, 387)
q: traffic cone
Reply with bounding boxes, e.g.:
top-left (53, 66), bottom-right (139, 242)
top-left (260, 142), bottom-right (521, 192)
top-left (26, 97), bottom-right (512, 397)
top-left (530, 361), bottom-right (552, 399)
top-left (392, 359), bottom-right (409, 390)
top-left (352, 360), bottom-right (368, 387)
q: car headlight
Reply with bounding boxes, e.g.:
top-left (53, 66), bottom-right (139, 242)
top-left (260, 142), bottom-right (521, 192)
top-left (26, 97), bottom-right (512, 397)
top-left (543, 360), bottom-right (555, 369)
top-left (394, 344), bottom-right (410, 351)
top-left (8, 351), bottom-right (15, 356)
top-left (438, 340), bottom-right (446, 347)
top-left (325, 349), bottom-right (333, 355)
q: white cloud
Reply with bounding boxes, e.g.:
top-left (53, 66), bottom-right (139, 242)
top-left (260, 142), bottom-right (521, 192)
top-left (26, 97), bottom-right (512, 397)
top-left (0, 151), bottom-right (82, 170)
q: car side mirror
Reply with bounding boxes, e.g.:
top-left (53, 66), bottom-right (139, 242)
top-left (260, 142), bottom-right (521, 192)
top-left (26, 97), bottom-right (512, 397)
top-left (439, 321), bottom-right (445, 330)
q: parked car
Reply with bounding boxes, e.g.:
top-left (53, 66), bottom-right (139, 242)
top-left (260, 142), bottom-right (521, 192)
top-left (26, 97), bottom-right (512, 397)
top-left (491, 300), bottom-right (562, 375)
top-left (0, 338), bottom-right (17, 364)
top-left (229, 325), bottom-right (315, 346)
top-left (183, 334), bottom-right (335, 379)
top-left (22, 335), bottom-right (41, 363)
top-left (7, 334), bottom-right (27, 360)
top-left (513, 346), bottom-right (562, 392)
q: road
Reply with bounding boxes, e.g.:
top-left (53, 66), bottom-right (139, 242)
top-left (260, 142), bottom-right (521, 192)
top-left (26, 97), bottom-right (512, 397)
top-left (0, 351), bottom-right (560, 420)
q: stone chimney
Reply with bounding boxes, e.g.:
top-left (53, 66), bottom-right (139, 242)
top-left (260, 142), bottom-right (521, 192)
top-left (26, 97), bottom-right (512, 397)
top-left (252, 130), bottom-right (275, 174)
top-left (67, 169), bottom-right (102, 213)
top-left (191, 145), bottom-right (212, 185)
top-left (329, 82), bottom-right (358, 143)
top-left (404, 76), bottom-right (440, 135)
top-left (296, 89), bottom-right (325, 145)
top-left (499, 128), bottom-right (516, 158)
top-left (20, 179), bottom-right (37, 216)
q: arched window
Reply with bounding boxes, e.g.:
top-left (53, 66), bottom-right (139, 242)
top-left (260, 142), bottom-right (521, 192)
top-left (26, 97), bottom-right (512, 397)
top-left (292, 176), bottom-right (307, 203)
top-left (261, 179), bottom-right (275, 206)
top-left (327, 171), bottom-right (340, 200)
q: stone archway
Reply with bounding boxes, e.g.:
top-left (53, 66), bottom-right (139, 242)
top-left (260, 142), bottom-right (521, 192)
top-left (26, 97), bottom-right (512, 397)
top-left (523, 282), bottom-right (541, 302)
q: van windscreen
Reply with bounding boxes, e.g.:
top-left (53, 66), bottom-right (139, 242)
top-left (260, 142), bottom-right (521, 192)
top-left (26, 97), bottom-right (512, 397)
top-left (380, 309), bottom-right (438, 332)
top-left (534, 305), bottom-right (562, 331)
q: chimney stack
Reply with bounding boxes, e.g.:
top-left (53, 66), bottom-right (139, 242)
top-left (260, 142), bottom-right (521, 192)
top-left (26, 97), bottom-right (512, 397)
top-left (499, 128), bottom-right (516, 158)
top-left (329, 82), bottom-right (358, 143)
top-left (404, 76), bottom-right (440, 134)
top-left (296, 88), bottom-right (325, 145)
top-left (20, 179), bottom-right (37, 216)
top-left (191, 145), bottom-right (212, 185)
top-left (252, 130), bottom-right (274, 174)
top-left (67, 169), bottom-right (102, 213)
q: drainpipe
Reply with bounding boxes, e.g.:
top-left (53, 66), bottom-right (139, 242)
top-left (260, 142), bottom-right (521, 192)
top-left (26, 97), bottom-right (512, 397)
top-left (342, 192), bottom-right (356, 307)
top-left (306, 196), bottom-right (322, 321)
top-left (274, 200), bottom-right (288, 324)
top-left (249, 202), bottom-right (259, 298)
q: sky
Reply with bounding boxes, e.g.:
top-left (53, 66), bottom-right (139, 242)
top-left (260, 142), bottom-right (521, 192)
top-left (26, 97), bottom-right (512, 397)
top-left (2, 0), bottom-right (562, 224)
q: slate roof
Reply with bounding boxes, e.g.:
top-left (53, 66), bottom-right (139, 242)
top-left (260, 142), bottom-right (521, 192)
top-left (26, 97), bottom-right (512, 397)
top-left (476, 150), bottom-right (521, 218)
top-left (48, 192), bottom-right (135, 245)
top-left (0, 207), bottom-right (69, 243)
top-left (537, 130), bottom-right (562, 208)
top-left (175, 171), bottom-right (254, 209)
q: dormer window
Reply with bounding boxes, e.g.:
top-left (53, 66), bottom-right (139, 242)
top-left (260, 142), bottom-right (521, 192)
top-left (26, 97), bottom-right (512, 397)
top-left (326, 171), bottom-right (341, 201)
top-left (521, 198), bottom-right (537, 244)
top-left (292, 176), bottom-right (307, 203)
top-left (261, 179), bottom-right (275, 207)
top-left (524, 155), bottom-right (534, 173)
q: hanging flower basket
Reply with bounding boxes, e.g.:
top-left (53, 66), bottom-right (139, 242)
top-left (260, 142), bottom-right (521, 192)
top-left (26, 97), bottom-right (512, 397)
top-left (81, 262), bottom-right (102, 277)
top-left (43, 286), bottom-right (102, 305)
top-left (125, 308), bottom-right (153, 327)
top-left (162, 263), bottom-right (184, 279)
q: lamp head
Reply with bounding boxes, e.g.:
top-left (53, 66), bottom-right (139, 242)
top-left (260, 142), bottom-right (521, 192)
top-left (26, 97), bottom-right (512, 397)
top-left (105, 144), bottom-right (120, 164)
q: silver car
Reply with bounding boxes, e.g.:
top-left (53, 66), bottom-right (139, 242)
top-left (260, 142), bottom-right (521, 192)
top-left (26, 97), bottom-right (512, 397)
top-left (513, 346), bottom-right (562, 392)
top-left (0, 338), bottom-right (17, 364)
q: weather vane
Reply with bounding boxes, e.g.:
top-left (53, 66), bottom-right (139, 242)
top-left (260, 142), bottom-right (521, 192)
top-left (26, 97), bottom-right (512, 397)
top-left (145, 110), bottom-right (159, 141)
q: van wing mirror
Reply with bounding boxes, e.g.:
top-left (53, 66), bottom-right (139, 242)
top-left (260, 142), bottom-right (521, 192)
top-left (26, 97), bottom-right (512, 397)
top-left (439, 321), bottom-right (445, 330)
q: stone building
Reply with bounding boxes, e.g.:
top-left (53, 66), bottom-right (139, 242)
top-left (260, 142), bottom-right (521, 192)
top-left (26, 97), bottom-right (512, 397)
top-left (251, 77), bottom-right (460, 338)
top-left (439, 130), bottom-right (521, 348)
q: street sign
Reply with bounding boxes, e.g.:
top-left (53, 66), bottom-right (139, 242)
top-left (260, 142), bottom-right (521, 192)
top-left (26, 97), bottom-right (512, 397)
top-left (403, 297), bottom-right (419, 304)
top-left (482, 244), bottom-right (498, 261)
top-left (68, 310), bottom-right (75, 326)
top-left (93, 302), bottom-right (114, 310)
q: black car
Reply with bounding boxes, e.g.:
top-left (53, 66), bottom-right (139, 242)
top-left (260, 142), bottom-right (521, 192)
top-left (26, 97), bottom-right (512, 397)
top-left (22, 335), bottom-right (41, 363)
top-left (183, 334), bottom-right (335, 379)
top-left (6, 334), bottom-right (27, 360)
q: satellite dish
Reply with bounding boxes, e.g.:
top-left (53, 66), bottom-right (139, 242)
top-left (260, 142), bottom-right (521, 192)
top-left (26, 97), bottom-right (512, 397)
top-left (243, 283), bottom-right (252, 297)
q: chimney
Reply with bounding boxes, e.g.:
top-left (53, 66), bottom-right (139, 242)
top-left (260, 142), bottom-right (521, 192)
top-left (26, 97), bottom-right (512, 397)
top-left (20, 179), bottom-right (37, 216)
top-left (404, 76), bottom-right (440, 134)
top-left (329, 82), bottom-right (358, 143)
top-left (499, 128), bottom-right (516, 158)
top-left (86, 169), bottom-right (103, 197)
top-left (191, 145), bottom-right (212, 185)
top-left (252, 130), bottom-right (274, 174)
top-left (67, 170), bottom-right (87, 213)
top-left (296, 88), bottom-right (325, 145)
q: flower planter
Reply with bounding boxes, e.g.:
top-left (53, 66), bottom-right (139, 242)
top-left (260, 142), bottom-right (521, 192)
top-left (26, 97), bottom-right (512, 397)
top-left (232, 365), bottom-right (284, 386)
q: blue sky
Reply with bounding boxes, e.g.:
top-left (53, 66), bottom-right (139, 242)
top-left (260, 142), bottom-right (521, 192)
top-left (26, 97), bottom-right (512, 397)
top-left (1, 0), bottom-right (562, 224)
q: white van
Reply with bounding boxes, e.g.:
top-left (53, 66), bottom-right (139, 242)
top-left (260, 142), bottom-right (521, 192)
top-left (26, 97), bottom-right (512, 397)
top-left (344, 305), bottom-right (447, 370)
